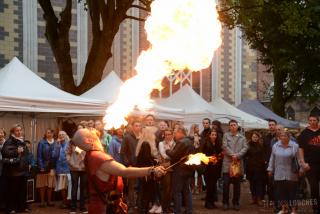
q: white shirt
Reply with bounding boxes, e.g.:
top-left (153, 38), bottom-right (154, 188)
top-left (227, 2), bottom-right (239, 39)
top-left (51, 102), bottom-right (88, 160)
top-left (159, 140), bottom-right (176, 160)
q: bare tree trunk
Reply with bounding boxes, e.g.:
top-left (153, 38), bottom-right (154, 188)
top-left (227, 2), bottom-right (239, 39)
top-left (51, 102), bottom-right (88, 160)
top-left (271, 70), bottom-right (287, 117)
top-left (39, 0), bottom-right (76, 93)
top-left (39, 0), bottom-right (148, 94)
top-left (76, 35), bottom-right (114, 94)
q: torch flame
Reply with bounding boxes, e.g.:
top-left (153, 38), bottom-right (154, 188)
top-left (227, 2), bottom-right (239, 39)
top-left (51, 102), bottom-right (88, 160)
top-left (185, 153), bottom-right (211, 165)
top-left (104, 0), bottom-right (222, 129)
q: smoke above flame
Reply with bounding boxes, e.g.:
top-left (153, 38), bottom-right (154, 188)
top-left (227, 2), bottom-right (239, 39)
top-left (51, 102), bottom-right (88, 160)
top-left (104, 0), bottom-right (222, 129)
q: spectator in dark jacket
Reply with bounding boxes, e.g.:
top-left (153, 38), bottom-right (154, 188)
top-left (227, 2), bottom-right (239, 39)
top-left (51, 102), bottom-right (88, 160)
top-left (1, 124), bottom-right (29, 213)
top-left (245, 132), bottom-right (266, 206)
top-left (202, 129), bottom-right (223, 209)
top-left (198, 118), bottom-right (211, 194)
top-left (262, 119), bottom-right (277, 202)
top-left (200, 118), bottom-right (211, 146)
top-left (0, 128), bottom-right (5, 174)
top-left (166, 126), bottom-right (195, 214)
top-left (0, 128), bottom-right (6, 211)
top-left (120, 120), bottom-right (142, 212)
top-left (136, 141), bottom-right (158, 214)
top-left (298, 114), bottom-right (320, 214)
top-left (36, 128), bottom-right (57, 207)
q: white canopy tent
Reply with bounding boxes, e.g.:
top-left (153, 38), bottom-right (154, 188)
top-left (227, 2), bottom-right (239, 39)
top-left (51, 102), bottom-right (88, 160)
top-left (157, 85), bottom-right (241, 128)
top-left (81, 71), bottom-right (123, 104)
top-left (130, 103), bottom-right (185, 121)
top-left (157, 85), bottom-right (268, 129)
top-left (0, 57), bottom-right (106, 114)
top-left (0, 57), bottom-right (108, 142)
top-left (210, 97), bottom-right (268, 129)
top-left (80, 71), bottom-right (185, 121)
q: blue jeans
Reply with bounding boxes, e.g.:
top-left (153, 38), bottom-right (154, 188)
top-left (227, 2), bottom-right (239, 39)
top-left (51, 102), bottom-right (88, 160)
top-left (70, 171), bottom-right (87, 209)
top-left (172, 169), bottom-right (193, 214)
top-left (222, 173), bottom-right (241, 206)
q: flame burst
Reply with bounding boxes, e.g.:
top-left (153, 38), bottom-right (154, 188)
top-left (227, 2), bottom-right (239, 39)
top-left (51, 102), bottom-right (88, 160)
top-left (104, 0), bottom-right (222, 129)
top-left (185, 153), bottom-right (212, 165)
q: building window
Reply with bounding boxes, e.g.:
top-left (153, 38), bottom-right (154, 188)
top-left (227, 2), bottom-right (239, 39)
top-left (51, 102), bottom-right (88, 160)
top-left (286, 106), bottom-right (295, 120)
top-left (310, 106), bottom-right (320, 117)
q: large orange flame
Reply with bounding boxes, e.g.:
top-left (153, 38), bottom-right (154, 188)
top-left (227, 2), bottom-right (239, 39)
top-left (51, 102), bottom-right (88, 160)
top-left (185, 153), bottom-right (212, 165)
top-left (104, 0), bottom-right (222, 129)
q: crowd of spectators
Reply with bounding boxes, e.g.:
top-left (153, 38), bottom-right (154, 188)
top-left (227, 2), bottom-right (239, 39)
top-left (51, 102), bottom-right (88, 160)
top-left (0, 114), bottom-right (319, 214)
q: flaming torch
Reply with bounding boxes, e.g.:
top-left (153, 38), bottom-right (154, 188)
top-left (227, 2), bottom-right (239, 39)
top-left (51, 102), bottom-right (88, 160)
top-left (165, 153), bottom-right (219, 170)
top-left (104, 0), bottom-right (222, 129)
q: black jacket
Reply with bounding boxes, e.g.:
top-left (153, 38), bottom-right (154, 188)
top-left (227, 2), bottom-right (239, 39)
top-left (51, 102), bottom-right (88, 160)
top-left (166, 137), bottom-right (195, 172)
top-left (200, 128), bottom-right (211, 147)
top-left (1, 136), bottom-right (29, 176)
top-left (201, 140), bottom-right (223, 178)
top-left (120, 131), bottom-right (138, 167)
top-left (245, 141), bottom-right (266, 181)
top-left (263, 132), bottom-right (276, 163)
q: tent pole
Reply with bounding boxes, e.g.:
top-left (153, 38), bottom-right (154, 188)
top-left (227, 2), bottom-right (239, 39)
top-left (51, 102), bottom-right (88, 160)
top-left (31, 113), bottom-right (37, 154)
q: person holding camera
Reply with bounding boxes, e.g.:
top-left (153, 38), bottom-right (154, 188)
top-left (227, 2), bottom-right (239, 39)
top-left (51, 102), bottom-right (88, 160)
top-left (1, 124), bottom-right (30, 213)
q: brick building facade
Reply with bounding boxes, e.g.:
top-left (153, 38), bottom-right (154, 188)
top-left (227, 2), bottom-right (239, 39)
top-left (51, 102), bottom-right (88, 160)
top-left (0, 0), bottom-right (23, 67)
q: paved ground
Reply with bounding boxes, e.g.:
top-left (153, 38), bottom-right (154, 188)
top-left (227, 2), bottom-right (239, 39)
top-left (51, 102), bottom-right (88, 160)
top-left (1, 181), bottom-right (314, 214)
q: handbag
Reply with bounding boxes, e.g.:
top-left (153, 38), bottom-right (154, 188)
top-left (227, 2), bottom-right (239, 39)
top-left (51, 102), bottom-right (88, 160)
top-left (92, 176), bottom-right (128, 214)
top-left (291, 149), bottom-right (300, 173)
top-left (291, 156), bottom-right (299, 173)
top-left (229, 160), bottom-right (241, 177)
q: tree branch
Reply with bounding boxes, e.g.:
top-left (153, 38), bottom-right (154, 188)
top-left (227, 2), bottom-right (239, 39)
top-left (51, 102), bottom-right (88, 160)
top-left (139, 0), bottom-right (152, 7)
top-left (38, 0), bottom-right (59, 49)
top-left (87, 0), bottom-right (101, 37)
top-left (125, 15), bottom-right (146, 22)
top-left (106, 0), bottom-right (115, 18)
top-left (59, 0), bottom-right (72, 34)
top-left (38, 0), bottom-right (58, 24)
top-left (131, 4), bottom-right (150, 12)
top-left (97, 0), bottom-right (107, 21)
top-left (218, 4), bottom-right (263, 13)
top-left (284, 83), bottom-right (304, 103)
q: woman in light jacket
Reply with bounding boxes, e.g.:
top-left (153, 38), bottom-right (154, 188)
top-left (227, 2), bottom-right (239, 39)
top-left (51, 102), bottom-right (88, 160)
top-left (66, 135), bottom-right (87, 213)
top-left (53, 131), bottom-right (70, 209)
top-left (267, 130), bottom-right (300, 214)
